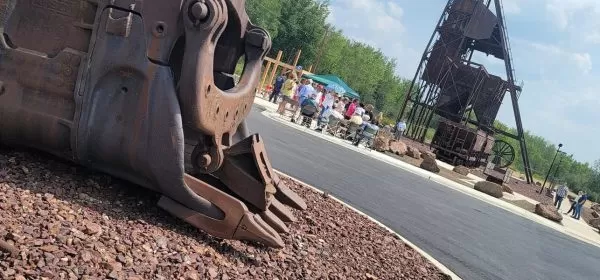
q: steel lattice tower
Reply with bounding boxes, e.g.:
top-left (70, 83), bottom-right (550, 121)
top-left (397, 0), bottom-right (533, 183)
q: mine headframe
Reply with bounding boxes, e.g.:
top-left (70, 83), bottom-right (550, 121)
top-left (397, 0), bottom-right (533, 183)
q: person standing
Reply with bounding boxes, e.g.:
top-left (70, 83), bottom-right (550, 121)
top-left (295, 78), bottom-right (306, 100)
top-left (318, 90), bottom-right (336, 118)
top-left (298, 79), bottom-right (315, 106)
top-left (554, 183), bottom-right (569, 209)
top-left (269, 73), bottom-right (286, 103)
top-left (572, 192), bottom-right (588, 220)
top-left (565, 191), bottom-right (582, 215)
top-left (277, 75), bottom-right (297, 114)
top-left (395, 120), bottom-right (407, 140)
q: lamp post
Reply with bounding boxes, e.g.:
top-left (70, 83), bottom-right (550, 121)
top-left (540, 143), bottom-right (563, 193)
top-left (549, 151), bottom-right (566, 188)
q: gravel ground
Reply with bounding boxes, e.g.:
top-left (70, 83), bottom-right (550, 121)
top-left (0, 147), bottom-right (448, 280)
top-left (501, 199), bottom-right (536, 213)
top-left (470, 169), bottom-right (553, 204)
top-left (396, 138), bottom-right (433, 154)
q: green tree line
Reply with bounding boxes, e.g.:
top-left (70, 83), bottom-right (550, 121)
top-left (494, 122), bottom-right (600, 202)
top-left (246, 0), bottom-right (600, 202)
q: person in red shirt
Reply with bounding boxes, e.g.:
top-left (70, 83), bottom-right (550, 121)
top-left (344, 99), bottom-right (358, 120)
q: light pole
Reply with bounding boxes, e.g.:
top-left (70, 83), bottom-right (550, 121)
top-left (540, 143), bottom-right (562, 193)
top-left (549, 151), bottom-right (566, 188)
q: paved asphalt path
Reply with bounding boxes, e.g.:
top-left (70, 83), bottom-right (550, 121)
top-left (246, 108), bottom-right (600, 280)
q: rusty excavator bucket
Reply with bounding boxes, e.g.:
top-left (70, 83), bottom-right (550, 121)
top-left (0, 0), bottom-right (306, 247)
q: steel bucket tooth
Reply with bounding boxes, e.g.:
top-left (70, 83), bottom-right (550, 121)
top-left (269, 199), bottom-right (297, 223)
top-left (215, 134), bottom-right (307, 212)
top-left (234, 213), bottom-right (284, 247)
top-left (260, 210), bottom-right (289, 233)
top-left (273, 173), bottom-right (308, 211)
top-left (158, 174), bottom-right (283, 248)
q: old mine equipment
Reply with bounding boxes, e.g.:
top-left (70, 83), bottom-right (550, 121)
top-left (397, 0), bottom-right (532, 184)
top-left (0, 0), bottom-right (306, 247)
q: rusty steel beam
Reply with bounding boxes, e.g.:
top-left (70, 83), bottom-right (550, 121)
top-left (0, 0), bottom-right (306, 248)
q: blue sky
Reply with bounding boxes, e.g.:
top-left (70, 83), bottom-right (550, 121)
top-left (327, 0), bottom-right (599, 164)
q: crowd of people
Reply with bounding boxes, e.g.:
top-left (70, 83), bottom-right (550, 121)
top-left (266, 72), bottom-right (394, 147)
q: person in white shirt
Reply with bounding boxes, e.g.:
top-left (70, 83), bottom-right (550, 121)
top-left (554, 183), bottom-right (569, 209)
top-left (395, 120), bottom-right (407, 140)
top-left (318, 90), bottom-right (336, 119)
top-left (322, 91), bottom-right (336, 109)
top-left (354, 103), bottom-right (366, 117)
top-left (565, 191), bottom-right (582, 215)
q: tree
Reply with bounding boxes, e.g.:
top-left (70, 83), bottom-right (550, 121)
top-left (269, 0), bottom-right (330, 66)
top-left (246, 0), bottom-right (283, 39)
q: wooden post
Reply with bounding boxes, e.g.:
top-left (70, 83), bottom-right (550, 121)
top-left (267, 50), bottom-right (283, 89)
top-left (258, 61), bottom-right (272, 95)
top-left (307, 65), bottom-right (313, 73)
top-left (292, 49), bottom-right (302, 68)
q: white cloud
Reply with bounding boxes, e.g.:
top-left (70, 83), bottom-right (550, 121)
top-left (387, 1), bottom-right (404, 18)
top-left (331, 0), bottom-right (405, 33)
top-left (497, 36), bottom-right (599, 162)
top-left (584, 32), bottom-right (600, 44)
top-left (328, 0), bottom-right (413, 76)
top-left (572, 53), bottom-right (593, 74)
top-left (545, 0), bottom-right (600, 31)
top-left (503, 0), bottom-right (522, 14)
top-left (523, 41), bottom-right (592, 74)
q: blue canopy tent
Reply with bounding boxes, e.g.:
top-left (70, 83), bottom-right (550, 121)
top-left (302, 74), bottom-right (360, 99)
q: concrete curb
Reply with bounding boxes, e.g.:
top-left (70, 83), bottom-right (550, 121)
top-left (257, 108), bottom-right (600, 249)
top-left (276, 170), bottom-right (462, 280)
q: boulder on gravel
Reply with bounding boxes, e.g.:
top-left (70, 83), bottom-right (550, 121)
top-left (419, 152), bottom-right (440, 173)
top-left (535, 203), bottom-right (563, 222)
top-left (420, 150), bottom-right (436, 160)
top-left (502, 184), bottom-right (514, 194)
top-left (474, 181), bottom-right (503, 198)
top-left (588, 218), bottom-right (600, 230)
top-left (372, 136), bottom-right (389, 152)
top-left (535, 181), bottom-right (542, 186)
top-left (388, 141), bottom-right (407, 155)
top-left (453, 166), bottom-right (470, 176)
top-left (406, 146), bottom-right (421, 159)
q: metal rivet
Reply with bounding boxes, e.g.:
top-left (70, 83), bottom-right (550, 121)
top-left (190, 1), bottom-right (209, 23)
top-left (198, 154), bottom-right (212, 167)
top-left (153, 22), bottom-right (167, 38)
